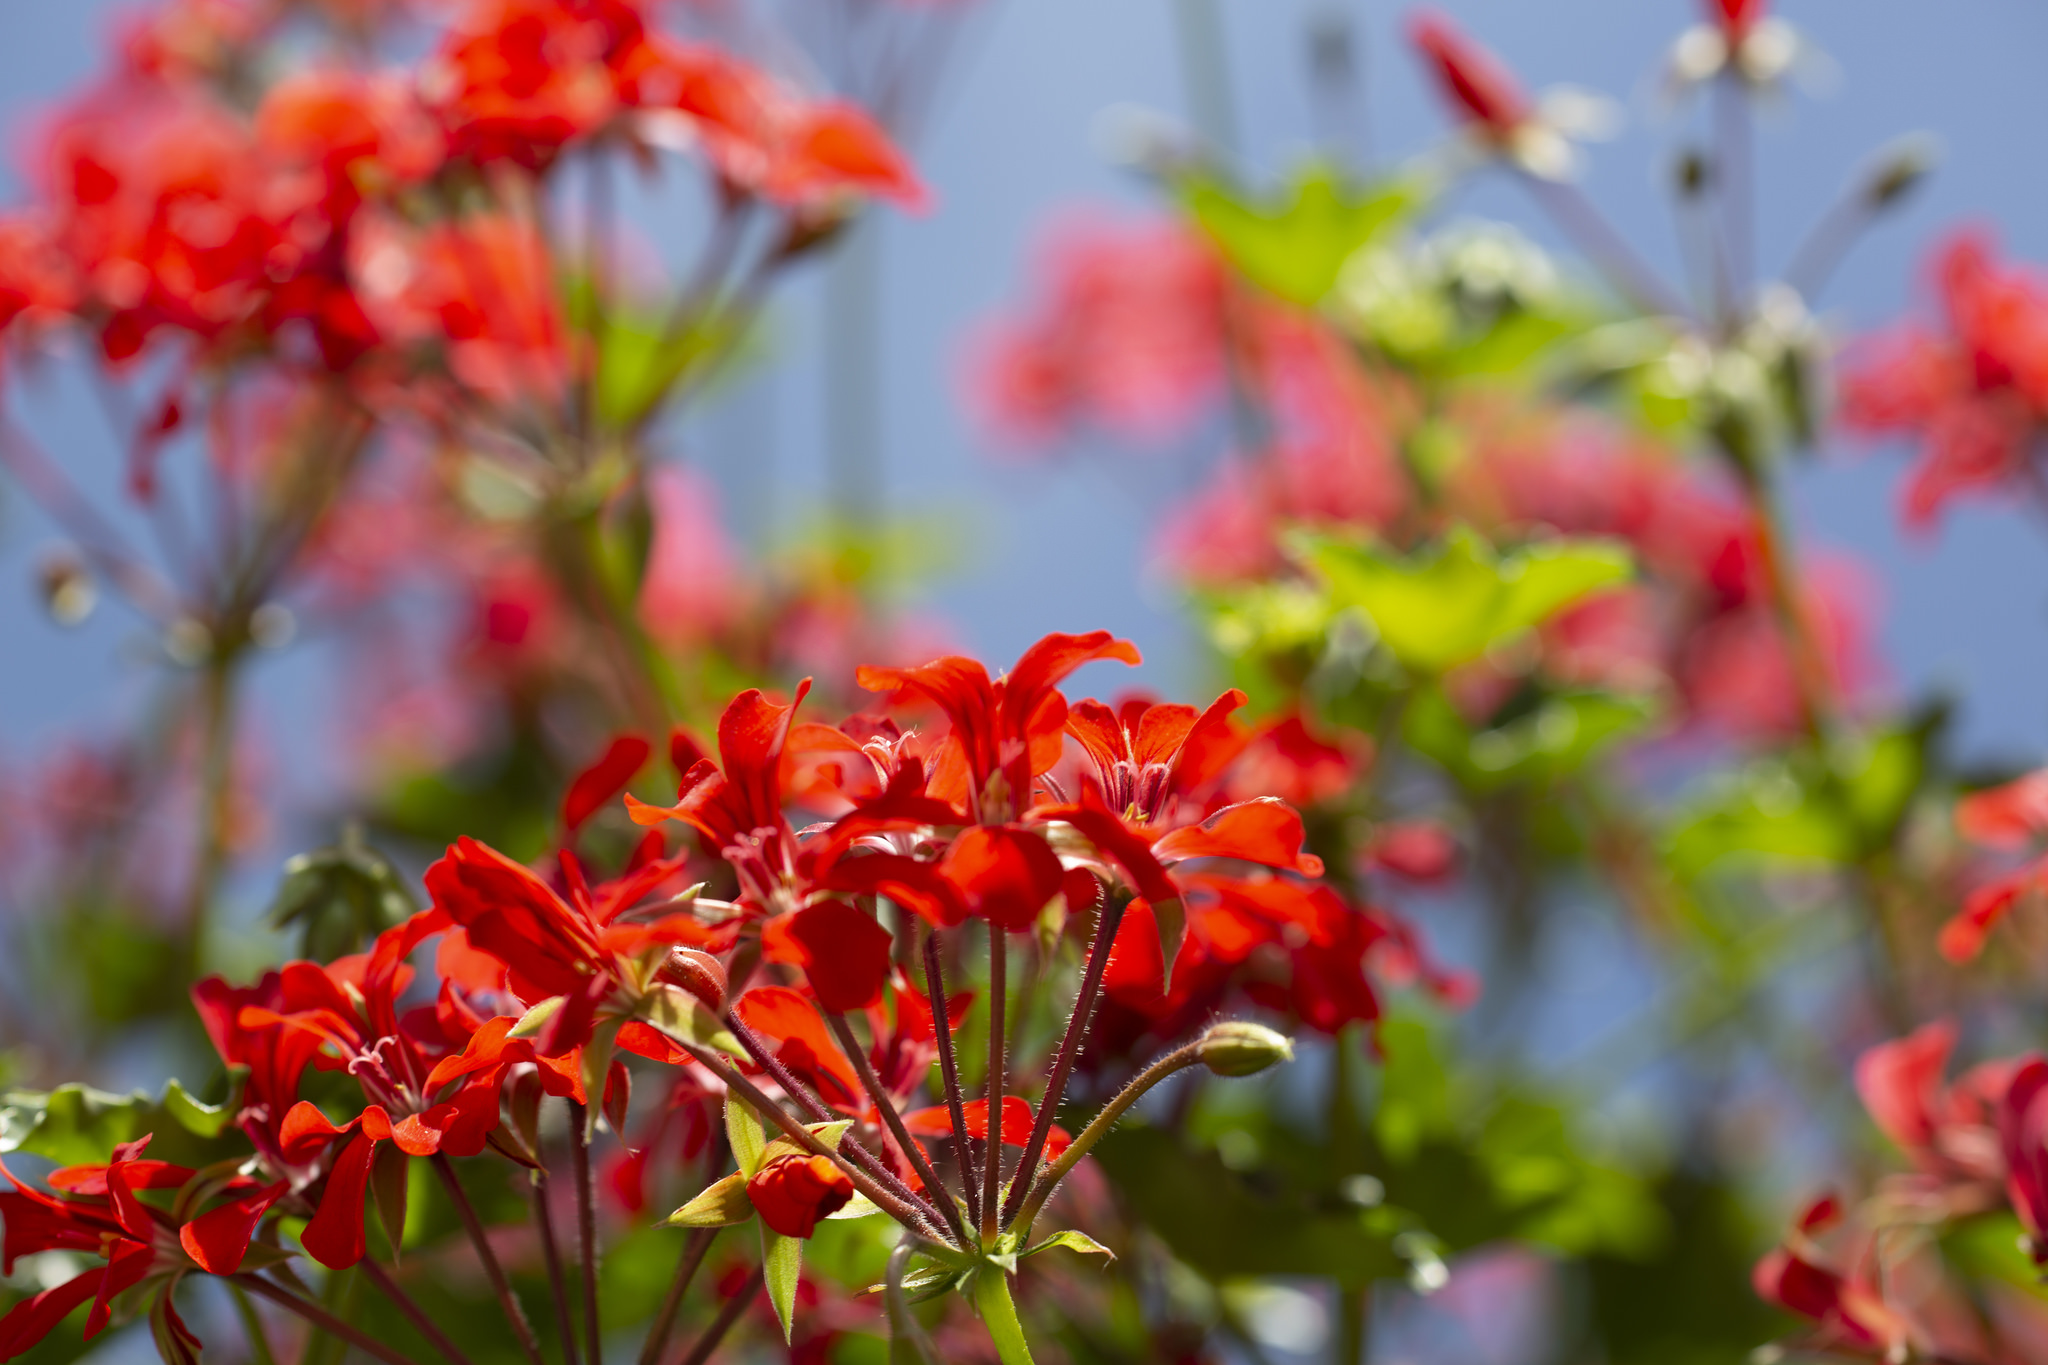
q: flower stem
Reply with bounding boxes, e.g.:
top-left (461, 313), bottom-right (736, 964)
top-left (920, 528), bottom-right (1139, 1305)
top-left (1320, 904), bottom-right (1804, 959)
top-left (1011, 1043), bottom-right (1204, 1237)
top-left (981, 929), bottom-right (1008, 1243)
top-left (640, 1226), bottom-right (719, 1365)
top-left (569, 1100), bottom-right (602, 1365)
top-left (826, 1009), bottom-right (970, 1244)
top-left (233, 1275), bottom-right (433, 1365)
top-left (359, 1257), bottom-right (482, 1365)
top-left (530, 1168), bottom-right (582, 1365)
top-left (430, 1153), bottom-right (547, 1365)
top-left (1000, 897), bottom-right (1125, 1228)
top-left (226, 1280), bottom-right (277, 1365)
top-left (665, 1035), bottom-right (951, 1243)
top-left (726, 1009), bottom-right (957, 1238)
top-left (676, 1263), bottom-right (764, 1365)
top-left (923, 929), bottom-right (979, 1231)
top-left (972, 1264), bottom-right (1037, 1365)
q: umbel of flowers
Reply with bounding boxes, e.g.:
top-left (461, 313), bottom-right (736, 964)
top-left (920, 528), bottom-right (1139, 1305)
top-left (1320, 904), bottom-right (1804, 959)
top-left (1, 632), bottom-right (1329, 1365)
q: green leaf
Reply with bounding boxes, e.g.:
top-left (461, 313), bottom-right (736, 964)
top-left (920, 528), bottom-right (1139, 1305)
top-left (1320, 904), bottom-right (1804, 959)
top-left (507, 996), bottom-right (567, 1039)
top-left (267, 826), bottom-right (421, 961)
top-left (641, 983), bottom-right (745, 1058)
top-left (0, 1079), bottom-right (238, 1167)
top-left (1299, 526), bottom-right (1633, 673)
top-left (1182, 165), bottom-right (1425, 307)
top-left (760, 1119), bottom-right (854, 1165)
top-left (1665, 763), bottom-right (1853, 879)
top-left (1153, 895), bottom-right (1187, 995)
top-left (580, 1018), bottom-right (623, 1141)
top-left (762, 1226), bottom-right (804, 1344)
top-left (727, 1093), bottom-right (768, 1179)
top-left (1403, 686), bottom-right (1658, 793)
top-left (1021, 1229), bottom-right (1115, 1263)
top-left (666, 1171), bottom-right (755, 1228)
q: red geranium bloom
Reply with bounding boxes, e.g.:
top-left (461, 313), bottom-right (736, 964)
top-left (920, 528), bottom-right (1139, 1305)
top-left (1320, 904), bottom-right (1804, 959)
top-left (1936, 767), bottom-right (2048, 961)
top-left (857, 631), bottom-right (1141, 823)
top-left (1854, 1021), bottom-right (2015, 1213)
top-left (2000, 1056), bottom-right (2048, 1263)
top-left (1839, 232), bottom-right (2048, 527)
top-left (746, 1153), bottom-right (853, 1239)
top-left (1752, 1196), bottom-right (1919, 1360)
top-left (0, 1136), bottom-right (280, 1360)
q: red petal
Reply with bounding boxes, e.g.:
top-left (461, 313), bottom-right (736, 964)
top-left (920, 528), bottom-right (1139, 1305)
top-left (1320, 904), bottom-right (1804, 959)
top-left (0, 1265), bottom-right (104, 1358)
top-left (1854, 1020), bottom-right (1956, 1155)
top-left (300, 1131), bottom-right (378, 1269)
top-left (179, 1181), bottom-right (286, 1273)
top-left (901, 1097), bottom-right (1068, 1157)
top-left (1152, 799), bottom-right (1324, 876)
top-left (732, 985), bottom-right (862, 1109)
top-left (761, 901), bottom-right (894, 1014)
top-left (280, 1101), bottom-right (357, 1164)
top-left (562, 734), bottom-right (652, 834)
top-left (940, 826), bottom-right (1066, 932)
top-left (813, 851), bottom-right (967, 928)
top-left (1958, 770), bottom-right (2048, 848)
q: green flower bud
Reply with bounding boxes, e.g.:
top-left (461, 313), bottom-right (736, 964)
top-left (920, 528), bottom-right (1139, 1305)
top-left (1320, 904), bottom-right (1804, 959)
top-left (1196, 1022), bottom-right (1295, 1077)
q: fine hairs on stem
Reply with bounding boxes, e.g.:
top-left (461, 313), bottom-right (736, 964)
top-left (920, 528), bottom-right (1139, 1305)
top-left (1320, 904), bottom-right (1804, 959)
top-left (924, 927), bottom-right (980, 1230)
top-left (569, 1101), bottom-right (602, 1365)
top-left (981, 928), bottom-right (1008, 1242)
top-left (430, 1153), bottom-right (546, 1365)
top-left (825, 1008), bottom-right (971, 1245)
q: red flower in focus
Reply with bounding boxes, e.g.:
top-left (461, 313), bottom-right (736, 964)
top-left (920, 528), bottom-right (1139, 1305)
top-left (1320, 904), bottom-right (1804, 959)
top-left (1937, 767), bottom-right (2048, 962)
top-left (0, 1136), bottom-right (279, 1359)
top-left (746, 1152), bottom-right (853, 1238)
top-left (858, 631), bottom-right (1141, 823)
top-left (1064, 690), bottom-right (1247, 823)
top-left (1839, 231), bottom-right (2048, 528)
top-left (1406, 9), bottom-right (1531, 138)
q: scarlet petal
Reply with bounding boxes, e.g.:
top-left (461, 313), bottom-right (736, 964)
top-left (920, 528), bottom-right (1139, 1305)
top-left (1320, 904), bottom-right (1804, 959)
top-left (562, 734), bottom-right (652, 833)
top-left (1853, 1020), bottom-right (1956, 1155)
top-left (280, 1101), bottom-right (355, 1164)
top-left (746, 1153), bottom-right (853, 1239)
top-left (0, 1264), bottom-right (105, 1358)
top-left (180, 1181), bottom-right (287, 1274)
top-left (301, 1131), bottom-right (378, 1269)
top-left (1152, 799), bottom-right (1324, 876)
top-left (732, 985), bottom-right (862, 1108)
top-left (761, 901), bottom-right (893, 1013)
top-left (941, 826), bottom-right (1066, 932)
top-left (902, 1096), bottom-right (1069, 1157)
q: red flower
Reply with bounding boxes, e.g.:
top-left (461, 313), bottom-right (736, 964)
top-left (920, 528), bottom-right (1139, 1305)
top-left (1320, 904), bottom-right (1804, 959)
top-left (746, 1153), bottom-right (854, 1238)
top-left (858, 631), bottom-right (1140, 823)
top-left (1854, 1021), bottom-right (2014, 1199)
top-left (2000, 1057), bottom-right (2048, 1262)
top-left (1938, 767), bottom-right (2048, 961)
top-left (1707, 0), bottom-right (1767, 41)
top-left (1839, 232), bottom-right (2048, 527)
top-left (1405, 10), bottom-right (1531, 138)
top-left (0, 1136), bottom-right (278, 1360)
top-left (1064, 689), bottom-right (1247, 823)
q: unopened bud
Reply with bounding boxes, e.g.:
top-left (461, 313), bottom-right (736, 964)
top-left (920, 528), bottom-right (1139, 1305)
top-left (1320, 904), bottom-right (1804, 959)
top-left (657, 946), bottom-right (727, 1015)
top-left (1863, 134), bottom-right (1939, 211)
top-left (1196, 1022), bottom-right (1295, 1078)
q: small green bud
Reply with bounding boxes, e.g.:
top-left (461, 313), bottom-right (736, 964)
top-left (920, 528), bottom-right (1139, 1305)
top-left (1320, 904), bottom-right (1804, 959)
top-left (1196, 1022), bottom-right (1295, 1078)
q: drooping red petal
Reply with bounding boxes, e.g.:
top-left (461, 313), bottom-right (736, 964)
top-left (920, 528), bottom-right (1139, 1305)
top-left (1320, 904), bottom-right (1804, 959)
top-left (279, 1101), bottom-right (357, 1164)
top-left (48, 1159), bottom-right (195, 1195)
top-left (1958, 770), bottom-right (2048, 849)
top-left (0, 1264), bottom-right (105, 1359)
top-left (940, 826), bottom-right (1067, 932)
top-left (761, 901), bottom-right (894, 1014)
top-left (1151, 798), bottom-right (1325, 876)
top-left (1939, 862), bottom-right (2043, 962)
top-left (179, 1181), bottom-right (287, 1273)
top-left (562, 734), bottom-right (653, 834)
top-left (300, 1130), bottom-right (379, 1269)
top-left (1854, 1020), bottom-right (1956, 1156)
top-left (424, 837), bottom-right (601, 1000)
top-left (732, 985), bottom-right (862, 1110)
top-left (812, 851), bottom-right (968, 928)
top-left (1406, 9), bottom-right (1531, 135)
top-left (86, 1238), bottom-right (153, 1340)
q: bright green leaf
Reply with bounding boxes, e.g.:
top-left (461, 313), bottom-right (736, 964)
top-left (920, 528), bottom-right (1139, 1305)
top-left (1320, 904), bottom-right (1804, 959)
top-left (1182, 165), bottom-right (1426, 307)
top-left (763, 1226), bottom-right (804, 1344)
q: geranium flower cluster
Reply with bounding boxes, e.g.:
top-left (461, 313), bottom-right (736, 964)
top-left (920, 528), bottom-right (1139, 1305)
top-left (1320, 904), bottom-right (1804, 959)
top-left (0, 632), bottom-right (1410, 1361)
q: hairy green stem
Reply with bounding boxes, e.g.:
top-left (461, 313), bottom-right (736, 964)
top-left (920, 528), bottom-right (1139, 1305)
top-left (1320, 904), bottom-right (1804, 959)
top-left (1011, 1043), bottom-right (1204, 1237)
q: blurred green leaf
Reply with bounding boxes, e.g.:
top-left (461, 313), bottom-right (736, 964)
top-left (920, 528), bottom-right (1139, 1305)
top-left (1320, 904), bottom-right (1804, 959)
top-left (268, 823), bottom-right (420, 961)
top-left (1181, 165), bottom-right (1425, 307)
top-left (1404, 686), bottom-right (1659, 793)
top-left (0, 1078), bottom-right (239, 1168)
top-left (1298, 526), bottom-right (1633, 673)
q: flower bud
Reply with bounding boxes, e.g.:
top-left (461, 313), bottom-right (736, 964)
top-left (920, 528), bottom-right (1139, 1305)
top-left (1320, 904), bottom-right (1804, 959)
top-left (656, 946), bottom-right (727, 1015)
top-left (1196, 1022), bottom-right (1295, 1077)
top-left (745, 1153), bottom-right (854, 1239)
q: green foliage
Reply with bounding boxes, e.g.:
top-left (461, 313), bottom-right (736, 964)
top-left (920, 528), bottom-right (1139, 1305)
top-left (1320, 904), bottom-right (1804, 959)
top-left (1180, 164), bottom-right (1426, 308)
top-left (268, 823), bottom-right (420, 961)
top-left (0, 1078), bottom-right (238, 1168)
top-left (1298, 526), bottom-right (1634, 674)
top-left (1404, 685), bottom-right (1659, 792)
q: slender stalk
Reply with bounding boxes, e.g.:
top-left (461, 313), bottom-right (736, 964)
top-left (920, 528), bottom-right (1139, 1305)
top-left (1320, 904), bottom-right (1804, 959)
top-left (980, 930), bottom-right (1008, 1243)
top-left (1715, 69), bottom-right (1753, 306)
top-left (1519, 174), bottom-right (1691, 319)
top-left (226, 1281), bottom-right (278, 1365)
top-left (233, 1275), bottom-right (433, 1365)
top-left (531, 1169), bottom-right (582, 1365)
top-left (971, 1264), bottom-right (1037, 1365)
top-left (183, 650), bottom-right (239, 962)
top-left (676, 1263), bottom-right (765, 1365)
top-left (726, 1010), bottom-right (954, 1235)
top-left (430, 1154), bottom-right (547, 1365)
top-left (1012, 1043), bottom-right (1204, 1237)
top-left (1000, 898), bottom-right (1126, 1227)
top-left (825, 1010), bottom-right (970, 1244)
top-left (640, 1227), bottom-right (719, 1365)
top-left (923, 929), bottom-right (979, 1230)
top-left (663, 1035), bottom-right (951, 1242)
top-left (359, 1257), bottom-right (482, 1365)
top-left (569, 1101), bottom-right (603, 1365)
